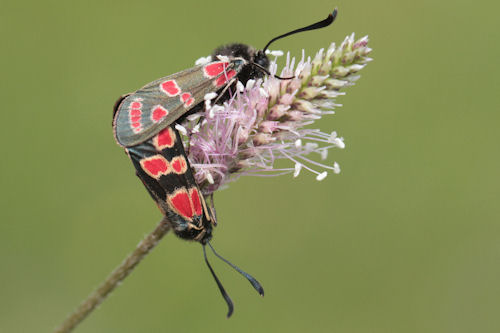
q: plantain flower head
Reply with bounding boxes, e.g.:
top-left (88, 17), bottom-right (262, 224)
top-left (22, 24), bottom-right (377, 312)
top-left (182, 34), bottom-right (372, 195)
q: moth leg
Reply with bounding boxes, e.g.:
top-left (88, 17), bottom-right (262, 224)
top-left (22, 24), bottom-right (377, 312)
top-left (208, 193), bottom-right (217, 226)
top-left (187, 222), bottom-right (203, 230)
top-left (213, 78), bottom-right (238, 105)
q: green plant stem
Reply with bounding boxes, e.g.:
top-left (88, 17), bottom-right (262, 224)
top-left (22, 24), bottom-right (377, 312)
top-left (54, 217), bottom-right (172, 333)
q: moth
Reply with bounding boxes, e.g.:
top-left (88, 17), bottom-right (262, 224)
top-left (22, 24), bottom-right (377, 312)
top-left (112, 9), bottom-right (337, 317)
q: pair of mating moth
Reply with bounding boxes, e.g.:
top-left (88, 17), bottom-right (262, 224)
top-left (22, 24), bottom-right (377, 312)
top-left (112, 10), bottom-right (337, 317)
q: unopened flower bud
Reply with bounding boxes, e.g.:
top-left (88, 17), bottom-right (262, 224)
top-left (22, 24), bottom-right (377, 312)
top-left (253, 133), bottom-right (275, 146)
top-left (268, 104), bottom-right (290, 120)
top-left (287, 110), bottom-right (304, 121)
top-left (279, 94), bottom-right (295, 105)
top-left (299, 86), bottom-right (324, 99)
top-left (294, 100), bottom-right (320, 114)
top-left (325, 78), bottom-right (348, 89)
top-left (333, 66), bottom-right (350, 77)
top-left (310, 75), bottom-right (329, 86)
top-left (347, 64), bottom-right (365, 73)
top-left (259, 121), bottom-right (279, 133)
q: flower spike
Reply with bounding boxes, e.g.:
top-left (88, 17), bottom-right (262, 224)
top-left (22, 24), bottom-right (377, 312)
top-left (185, 34), bottom-right (372, 195)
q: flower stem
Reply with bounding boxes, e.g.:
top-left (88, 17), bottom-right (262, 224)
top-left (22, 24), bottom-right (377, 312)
top-left (54, 217), bottom-right (172, 333)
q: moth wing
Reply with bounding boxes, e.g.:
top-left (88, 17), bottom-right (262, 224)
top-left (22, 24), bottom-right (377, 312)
top-left (113, 59), bottom-right (244, 148)
top-left (126, 126), bottom-right (214, 240)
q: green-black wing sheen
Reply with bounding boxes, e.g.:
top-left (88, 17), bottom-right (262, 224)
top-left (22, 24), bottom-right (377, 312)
top-left (113, 59), bottom-right (245, 147)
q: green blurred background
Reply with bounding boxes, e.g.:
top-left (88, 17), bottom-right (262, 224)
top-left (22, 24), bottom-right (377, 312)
top-left (1, 0), bottom-right (499, 332)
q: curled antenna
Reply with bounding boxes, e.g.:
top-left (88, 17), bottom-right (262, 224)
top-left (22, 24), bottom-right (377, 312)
top-left (208, 242), bottom-right (264, 296)
top-left (262, 8), bottom-right (338, 53)
top-left (252, 62), bottom-right (294, 80)
top-left (202, 242), bottom-right (264, 318)
top-left (203, 245), bottom-right (234, 318)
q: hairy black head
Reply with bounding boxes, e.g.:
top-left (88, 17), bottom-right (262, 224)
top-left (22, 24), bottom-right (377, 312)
top-left (211, 43), bottom-right (269, 85)
top-left (169, 213), bottom-right (213, 244)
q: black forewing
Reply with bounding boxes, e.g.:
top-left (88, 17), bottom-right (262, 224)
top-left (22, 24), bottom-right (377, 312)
top-left (126, 126), bottom-right (213, 241)
top-left (113, 59), bottom-right (245, 148)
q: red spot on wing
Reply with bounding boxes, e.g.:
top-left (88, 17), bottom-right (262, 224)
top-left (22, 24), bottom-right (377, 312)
top-left (151, 105), bottom-right (168, 123)
top-left (131, 101), bottom-right (142, 109)
top-left (214, 69), bottom-right (237, 87)
top-left (153, 127), bottom-right (175, 150)
top-left (169, 190), bottom-right (193, 220)
top-left (140, 155), bottom-right (170, 179)
top-left (129, 98), bottom-right (143, 133)
top-left (171, 156), bottom-right (187, 174)
top-left (204, 62), bottom-right (229, 78)
top-left (190, 188), bottom-right (203, 216)
top-left (180, 93), bottom-right (195, 108)
top-left (130, 109), bottom-right (141, 116)
top-left (160, 80), bottom-right (180, 96)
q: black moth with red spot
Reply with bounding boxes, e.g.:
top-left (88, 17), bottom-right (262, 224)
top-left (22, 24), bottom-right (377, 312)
top-left (112, 10), bottom-right (337, 318)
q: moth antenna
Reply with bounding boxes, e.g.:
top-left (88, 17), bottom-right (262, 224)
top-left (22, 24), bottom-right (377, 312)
top-left (203, 245), bottom-right (234, 318)
top-left (208, 242), bottom-right (264, 296)
top-left (262, 8), bottom-right (338, 53)
top-left (251, 62), bottom-right (294, 80)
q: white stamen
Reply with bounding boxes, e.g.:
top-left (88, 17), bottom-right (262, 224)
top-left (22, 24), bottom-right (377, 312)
top-left (266, 50), bottom-right (284, 57)
top-left (216, 55), bottom-right (230, 62)
top-left (316, 171), bottom-right (328, 181)
top-left (320, 149), bottom-right (328, 160)
top-left (211, 105), bottom-right (224, 113)
top-left (204, 92), bottom-right (218, 100)
top-left (246, 79), bottom-right (256, 90)
top-left (294, 139), bottom-right (302, 148)
top-left (195, 56), bottom-right (212, 65)
top-left (334, 138), bottom-right (345, 149)
top-left (206, 172), bottom-right (214, 184)
top-left (304, 142), bottom-right (319, 151)
top-left (293, 163), bottom-right (302, 177)
top-left (259, 87), bottom-right (269, 98)
top-left (186, 113), bottom-right (201, 122)
top-left (236, 81), bottom-right (245, 92)
top-left (207, 105), bottom-right (225, 119)
top-left (174, 124), bottom-right (187, 135)
top-left (333, 162), bottom-right (341, 174)
top-left (328, 131), bottom-right (338, 142)
top-left (205, 99), bottom-right (211, 110)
